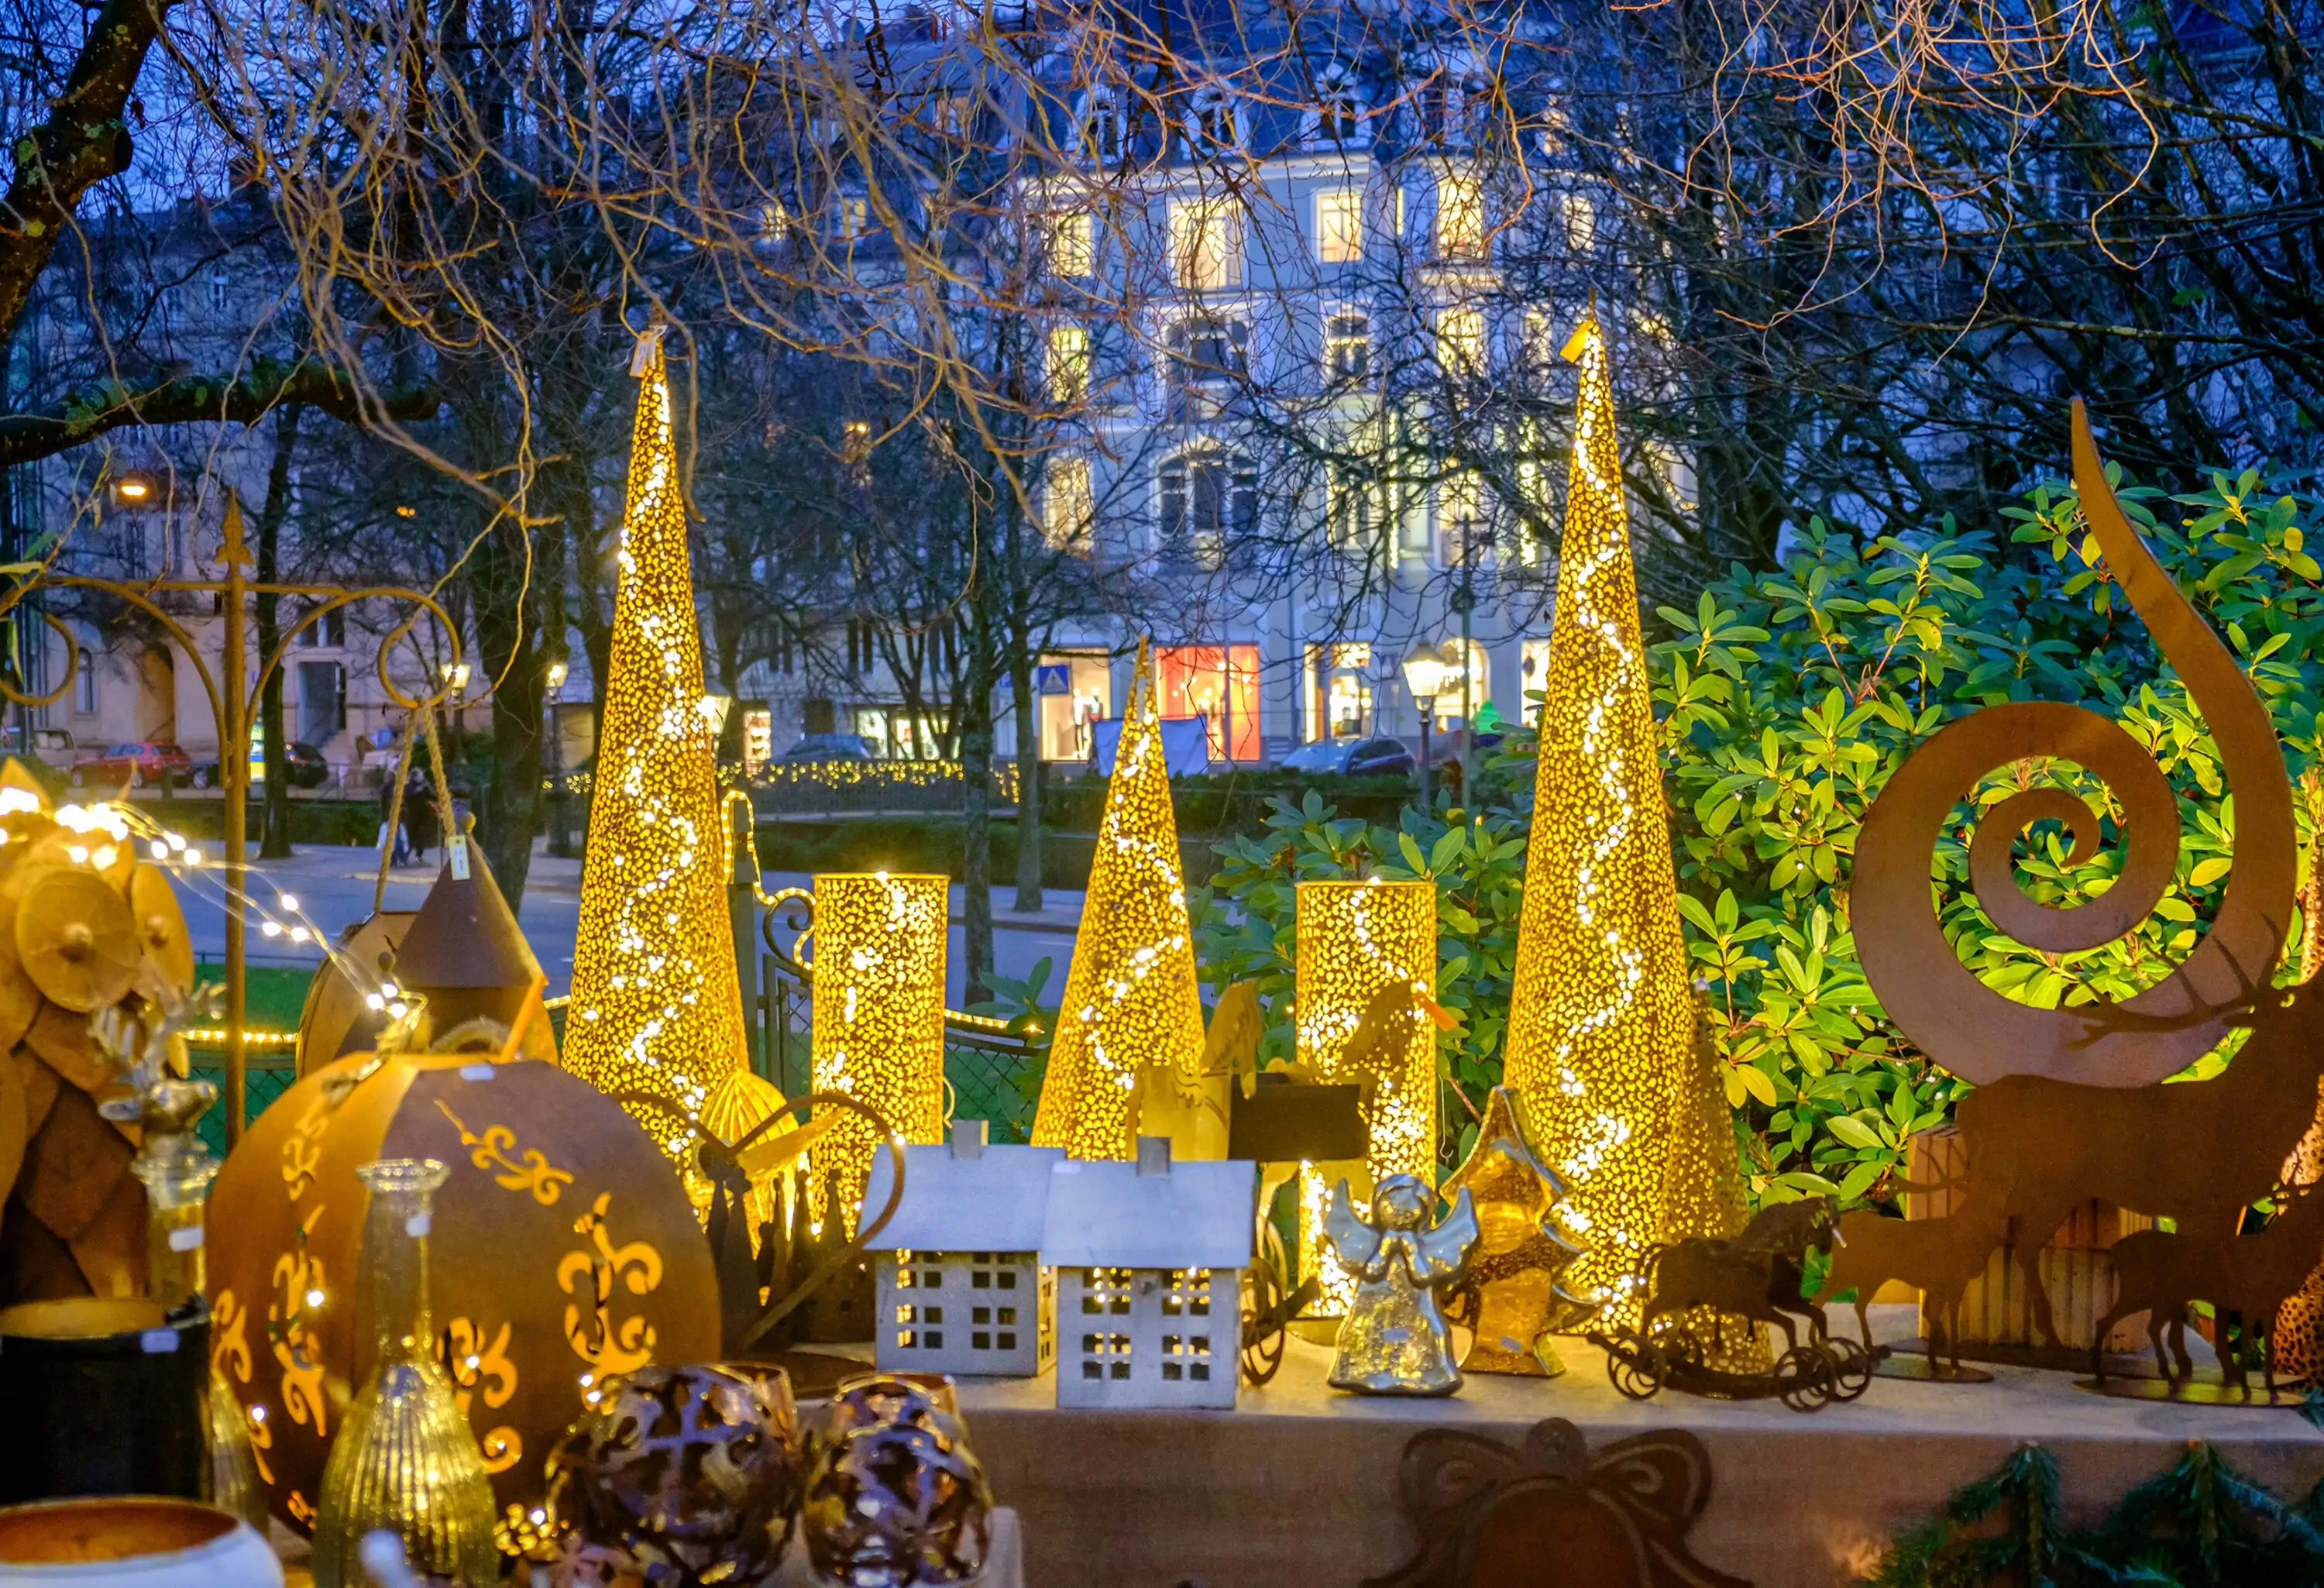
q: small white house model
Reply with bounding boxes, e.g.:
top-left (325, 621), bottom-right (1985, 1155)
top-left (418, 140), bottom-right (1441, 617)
top-left (1040, 1135), bottom-right (1259, 1410)
top-left (863, 1122), bottom-right (1064, 1377)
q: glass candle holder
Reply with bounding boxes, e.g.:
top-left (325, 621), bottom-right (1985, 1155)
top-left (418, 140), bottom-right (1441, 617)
top-left (311, 1159), bottom-right (498, 1588)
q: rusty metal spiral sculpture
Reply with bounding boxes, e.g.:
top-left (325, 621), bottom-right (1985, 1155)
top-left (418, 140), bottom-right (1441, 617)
top-left (1851, 401), bottom-right (2297, 1087)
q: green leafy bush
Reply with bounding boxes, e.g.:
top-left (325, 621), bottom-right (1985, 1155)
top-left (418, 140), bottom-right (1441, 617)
top-left (1194, 463), bottom-right (2324, 1205)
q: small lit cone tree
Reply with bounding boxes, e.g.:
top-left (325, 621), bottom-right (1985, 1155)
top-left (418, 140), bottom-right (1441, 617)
top-left (1031, 640), bottom-right (1207, 1160)
top-left (563, 332), bottom-right (780, 1158)
top-left (1503, 316), bottom-right (1694, 1328)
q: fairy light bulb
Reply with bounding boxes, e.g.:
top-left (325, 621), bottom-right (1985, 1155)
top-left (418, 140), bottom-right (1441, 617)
top-left (1030, 639), bottom-right (1205, 1160)
top-left (559, 335), bottom-right (755, 1148)
top-left (1502, 317), bottom-right (1695, 1329)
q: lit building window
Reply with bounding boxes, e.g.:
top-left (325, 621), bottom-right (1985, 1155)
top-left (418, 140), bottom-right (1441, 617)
top-left (837, 194), bottom-right (869, 239)
top-left (1171, 201), bottom-right (1243, 290)
top-left (1315, 187), bottom-right (1363, 263)
top-left (1156, 644), bottom-right (1262, 762)
top-left (1047, 211), bottom-right (1094, 277)
top-left (1306, 642), bottom-right (1373, 741)
top-left (1047, 325), bottom-right (1091, 404)
top-left (1436, 170), bottom-right (1487, 259)
top-left (1324, 311), bottom-right (1370, 380)
top-left (1437, 306), bottom-right (1487, 377)
top-left (1563, 192), bottom-right (1597, 251)
top-left (1038, 653), bottom-right (1112, 760)
top-left (1043, 455), bottom-right (1094, 552)
top-left (761, 201), bottom-right (792, 239)
top-left (1157, 450), bottom-right (1256, 568)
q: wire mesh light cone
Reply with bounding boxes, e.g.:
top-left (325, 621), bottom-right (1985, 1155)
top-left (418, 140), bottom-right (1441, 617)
top-left (561, 336), bottom-right (753, 1153)
top-left (1031, 640), bottom-right (1206, 1160)
top-left (1501, 318), bottom-right (1694, 1329)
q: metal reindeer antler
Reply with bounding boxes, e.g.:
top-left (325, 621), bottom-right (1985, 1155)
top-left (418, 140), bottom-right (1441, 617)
top-left (1850, 401), bottom-right (2298, 1087)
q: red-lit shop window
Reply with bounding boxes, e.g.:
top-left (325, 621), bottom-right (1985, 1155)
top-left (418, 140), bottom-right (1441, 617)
top-left (1156, 644), bottom-right (1261, 763)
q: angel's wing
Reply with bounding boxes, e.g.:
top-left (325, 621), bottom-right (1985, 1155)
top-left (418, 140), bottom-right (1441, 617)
top-left (1414, 1188), bottom-right (1480, 1283)
top-left (1201, 981), bottom-right (1265, 1098)
top-left (1338, 981), bottom-right (1415, 1081)
top-left (1322, 1177), bottom-right (1380, 1270)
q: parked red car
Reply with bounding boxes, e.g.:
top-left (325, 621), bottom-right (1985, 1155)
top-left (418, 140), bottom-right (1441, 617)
top-left (69, 741), bottom-right (194, 789)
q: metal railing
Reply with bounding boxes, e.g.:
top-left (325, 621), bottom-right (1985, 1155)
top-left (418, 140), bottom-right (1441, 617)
top-left (754, 909), bottom-right (1047, 1146)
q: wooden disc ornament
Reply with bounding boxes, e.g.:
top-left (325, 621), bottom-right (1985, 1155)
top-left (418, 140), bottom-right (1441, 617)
top-left (0, 898), bottom-right (40, 1054)
top-left (207, 1045), bottom-right (720, 1539)
top-left (129, 865), bottom-right (194, 995)
top-left (15, 869), bottom-right (140, 1014)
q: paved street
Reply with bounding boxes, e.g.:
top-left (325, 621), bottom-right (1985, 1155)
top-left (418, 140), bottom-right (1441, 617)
top-left (177, 836), bottom-right (1086, 1008)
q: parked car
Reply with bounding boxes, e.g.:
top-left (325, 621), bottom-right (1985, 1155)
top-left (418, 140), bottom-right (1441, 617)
top-left (778, 734), bottom-right (876, 765)
top-left (69, 741), bottom-right (193, 789)
top-left (1279, 736), bottom-right (1416, 779)
top-left (191, 740), bottom-right (331, 789)
top-left (26, 727), bottom-right (75, 774)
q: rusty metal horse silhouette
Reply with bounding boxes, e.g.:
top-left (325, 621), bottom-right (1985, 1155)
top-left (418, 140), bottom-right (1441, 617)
top-left (1848, 400), bottom-right (2306, 1350)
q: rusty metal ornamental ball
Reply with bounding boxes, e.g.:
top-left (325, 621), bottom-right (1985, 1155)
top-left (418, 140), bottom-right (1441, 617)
top-left (544, 1363), bottom-right (803, 1586)
top-left (205, 1049), bottom-right (720, 1535)
top-left (803, 1373), bottom-right (992, 1588)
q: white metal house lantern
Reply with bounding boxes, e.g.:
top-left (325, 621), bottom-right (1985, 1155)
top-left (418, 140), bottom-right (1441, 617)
top-left (865, 1121), bottom-right (1065, 1377)
top-left (1041, 1136), bottom-right (1259, 1410)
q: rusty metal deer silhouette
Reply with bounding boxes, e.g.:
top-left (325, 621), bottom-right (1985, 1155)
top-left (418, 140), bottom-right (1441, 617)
top-left (1846, 400), bottom-right (2303, 1352)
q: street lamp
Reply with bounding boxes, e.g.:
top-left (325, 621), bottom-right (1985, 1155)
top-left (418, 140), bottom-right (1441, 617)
top-left (1402, 641), bottom-right (1451, 809)
top-left (545, 658), bottom-right (572, 858)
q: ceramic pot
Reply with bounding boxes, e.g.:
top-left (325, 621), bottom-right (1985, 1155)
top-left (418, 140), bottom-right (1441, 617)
top-left (0, 1298), bottom-right (209, 1505)
top-left (0, 1497), bottom-right (283, 1587)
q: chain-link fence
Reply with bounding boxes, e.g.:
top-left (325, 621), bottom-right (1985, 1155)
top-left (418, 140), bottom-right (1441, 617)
top-left (188, 1055), bottom-right (300, 1156)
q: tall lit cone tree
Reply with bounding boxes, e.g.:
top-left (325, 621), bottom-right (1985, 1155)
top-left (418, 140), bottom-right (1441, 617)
top-left (0, 761), bottom-right (201, 1304)
top-left (1031, 640), bottom-right (1208, 1160)
top-left (561, 332), bottom-right (782, 1164)
top-left (1502, 318), bottom-right (1696, 1329)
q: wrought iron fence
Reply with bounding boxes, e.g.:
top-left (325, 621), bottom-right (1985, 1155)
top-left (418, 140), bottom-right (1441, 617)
top-left (757, 951), bottom-right (1046, 1146)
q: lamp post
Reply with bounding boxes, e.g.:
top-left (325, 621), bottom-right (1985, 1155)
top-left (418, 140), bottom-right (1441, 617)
top-left (1401, 641), bottom-right (1449, 809)
top-left (544, 658), bottom-right (572, 858)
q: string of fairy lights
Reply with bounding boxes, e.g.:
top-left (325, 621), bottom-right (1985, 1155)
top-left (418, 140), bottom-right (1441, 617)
top-left (0, 785), bottom-right (423, 1045)
top-left (1502, 316), bottom-right (1693, 1328)
top-left (1030, 640), bottom-right (1207, 1161)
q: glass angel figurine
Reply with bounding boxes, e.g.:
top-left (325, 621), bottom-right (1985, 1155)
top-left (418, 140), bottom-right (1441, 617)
top-left (1324, 1174), bottom-right (1480, 1395)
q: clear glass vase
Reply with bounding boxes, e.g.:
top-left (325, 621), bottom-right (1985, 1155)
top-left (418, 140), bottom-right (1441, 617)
top-left (312, 1159), bottom-right (499, 1588)
top-left (127, 1071), bottom-right (266, 1531)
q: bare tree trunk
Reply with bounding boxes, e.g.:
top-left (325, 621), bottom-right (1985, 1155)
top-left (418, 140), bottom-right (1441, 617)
top-left (253, 404), bottom-right (303, 859)
top-left (1010, 632), bottom-right (1041, 912)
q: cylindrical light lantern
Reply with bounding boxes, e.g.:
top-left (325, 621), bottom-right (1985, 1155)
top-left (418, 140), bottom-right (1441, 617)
top-left (811, 872), bottom-right (950, 1229)
top-left (1294, 878), bottom-right (1438, 1311)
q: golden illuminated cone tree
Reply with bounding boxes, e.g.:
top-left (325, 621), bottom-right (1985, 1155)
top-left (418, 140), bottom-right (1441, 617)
top-left (1503, 316), bottom-right (1694, 1327)
top-left (562, 332), bottom-right (777, 1159)
top-left (1031, 640), bottom-right (1206, 1160)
